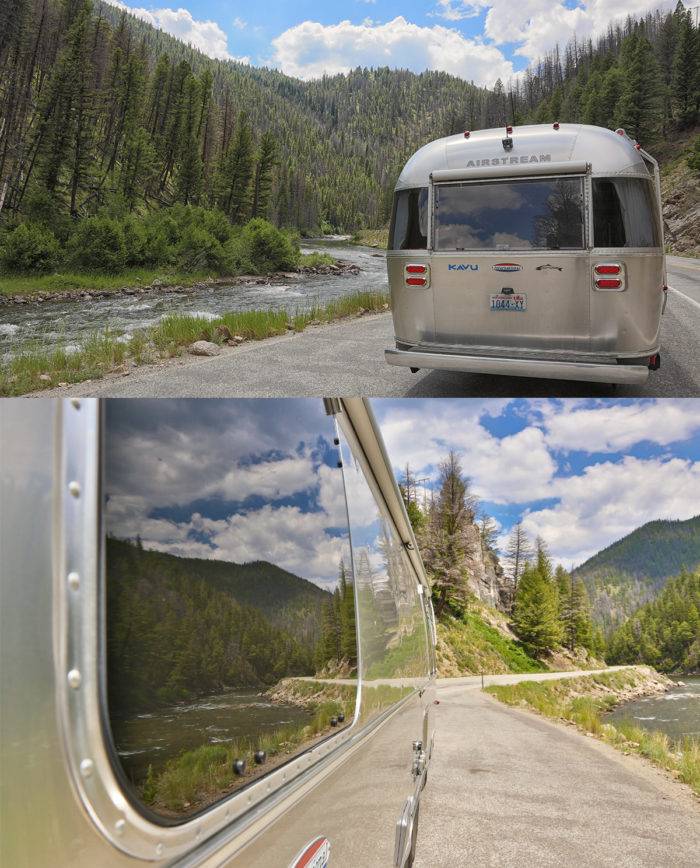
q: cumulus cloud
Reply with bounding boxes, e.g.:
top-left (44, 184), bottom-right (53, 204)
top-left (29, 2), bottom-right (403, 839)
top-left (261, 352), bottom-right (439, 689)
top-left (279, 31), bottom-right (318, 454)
top-left (541, 400), bottom-right (700, 453)
top-left (105, 1), bottom-right (248, 62)
top-left (270, 16), bottom-right (514, 87)
top-left (521, 456), bottom-right (700, 566)
top-left (432, 0), bottom-right (674, 64)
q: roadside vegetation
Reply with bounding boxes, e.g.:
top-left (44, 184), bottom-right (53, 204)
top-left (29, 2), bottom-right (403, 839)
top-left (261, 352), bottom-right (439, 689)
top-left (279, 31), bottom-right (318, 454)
top-left (0, 289), bottom-right (390, 396)
top-left (486, 670), bottom-right (699, 796)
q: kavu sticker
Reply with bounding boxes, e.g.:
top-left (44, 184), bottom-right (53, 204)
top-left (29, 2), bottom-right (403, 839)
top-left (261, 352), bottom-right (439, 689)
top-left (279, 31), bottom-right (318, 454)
top-left (289, 836), bottom-right (331, 868)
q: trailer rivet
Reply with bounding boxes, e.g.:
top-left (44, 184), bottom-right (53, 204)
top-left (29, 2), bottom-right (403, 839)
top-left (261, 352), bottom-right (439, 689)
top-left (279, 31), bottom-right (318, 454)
top-left (115, 819), bottom-right (126, 836)
top-left (68, 481), bottom-right (81, 498)
top-left (67, 669), bottom-right (82, 689)
top-left (70, 399), bottom-right (81, 410)
top-left (80, 758), bottom-right (94, 778)
top-left (155, 843), bottom-right (164, 855)
top-left (67, 572), bottom-right (80, 590)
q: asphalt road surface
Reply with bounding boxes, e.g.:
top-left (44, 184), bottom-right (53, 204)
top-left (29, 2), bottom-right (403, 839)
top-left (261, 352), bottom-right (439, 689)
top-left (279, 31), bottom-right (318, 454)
top-left (414, 673), bottom-right (700, 868)
top-left (40, 257), bottom-right (699, 398)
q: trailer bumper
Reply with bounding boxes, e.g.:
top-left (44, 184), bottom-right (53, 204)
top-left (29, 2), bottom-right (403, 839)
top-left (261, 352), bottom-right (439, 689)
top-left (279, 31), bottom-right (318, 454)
top-left (385, 347), bottom-right (650, 384)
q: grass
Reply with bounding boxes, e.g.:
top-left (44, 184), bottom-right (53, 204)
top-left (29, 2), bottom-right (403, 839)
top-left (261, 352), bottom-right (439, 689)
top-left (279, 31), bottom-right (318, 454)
top-left (437, 607), bottom-right (545, 677)
top-left (351, 228), bottom-right (389, 248)
top-left (0, 289), bottom-right (390, 396)
top-left (142, 678), bottom-right (413, 813)
top-left (0, 267), bottom-right (214, 297)
top-left (299, 251), bottom-right (335, 268)
top-left (486, 670), bottom-right (699, 796)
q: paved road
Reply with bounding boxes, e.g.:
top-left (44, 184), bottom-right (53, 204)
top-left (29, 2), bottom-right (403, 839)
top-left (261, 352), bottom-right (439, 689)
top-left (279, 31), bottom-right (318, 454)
top-left (39, 257), bottom-right (699, 398)
top-left (415, 674), bottom-right (700, 868)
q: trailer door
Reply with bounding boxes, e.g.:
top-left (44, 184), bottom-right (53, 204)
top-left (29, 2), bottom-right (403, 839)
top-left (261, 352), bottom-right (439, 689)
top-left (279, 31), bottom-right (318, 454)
top-left (430, 173), bottom-right (590, 353)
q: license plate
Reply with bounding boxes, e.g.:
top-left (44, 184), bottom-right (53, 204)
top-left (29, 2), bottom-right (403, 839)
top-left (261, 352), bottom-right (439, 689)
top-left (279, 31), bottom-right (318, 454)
top-left (490, 293), bottom-right (526, 312)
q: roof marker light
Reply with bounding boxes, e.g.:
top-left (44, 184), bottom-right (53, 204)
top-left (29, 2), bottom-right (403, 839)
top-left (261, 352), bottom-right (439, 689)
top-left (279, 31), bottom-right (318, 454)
top-left (464, 130), bottom-right (470, 138)
top-left (553, 121), bottom-right (560, 130)
top-left (615, 128), bottom-right (626, 136)
top-left (635, 143), bottom-right (642, 150)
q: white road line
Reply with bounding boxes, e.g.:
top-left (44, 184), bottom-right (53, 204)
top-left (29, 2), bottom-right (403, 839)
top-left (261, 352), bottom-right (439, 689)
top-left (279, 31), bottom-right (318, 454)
top-left (667, 284), bottom-right (700, 312)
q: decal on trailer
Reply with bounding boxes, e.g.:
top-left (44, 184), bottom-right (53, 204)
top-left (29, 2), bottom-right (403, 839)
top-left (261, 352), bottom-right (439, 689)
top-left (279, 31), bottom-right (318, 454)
top-left (448, 264), bottom-right (479, 271)
top-left (492, 263), bottom-right (523, 273)
top-left (290, 836), bottom-right (331, 868)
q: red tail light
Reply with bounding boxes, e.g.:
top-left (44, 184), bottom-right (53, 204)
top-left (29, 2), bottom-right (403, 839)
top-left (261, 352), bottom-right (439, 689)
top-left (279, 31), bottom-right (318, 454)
top-left (506, 125), bottom-right (513, 134)
top-left (596, 278), bottom-right (622, 289)
top-left (594, 264), bottom-right (621, 275)
top-left (406, 277), bottom-right (427, 287)
top-left (404, 263), bottom-right (430, 288)
top-left (406, 264), bottom-right (427, 274)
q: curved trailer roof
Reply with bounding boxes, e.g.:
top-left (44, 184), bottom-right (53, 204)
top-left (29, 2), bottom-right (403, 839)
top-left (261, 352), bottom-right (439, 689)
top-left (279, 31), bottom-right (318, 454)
top-left (396, 123), bottom-right (656, 190)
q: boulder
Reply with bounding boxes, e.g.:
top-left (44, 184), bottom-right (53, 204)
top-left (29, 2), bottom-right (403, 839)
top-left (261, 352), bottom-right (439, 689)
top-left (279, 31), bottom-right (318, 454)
top-left (188, 340), bottom-right (221, 357)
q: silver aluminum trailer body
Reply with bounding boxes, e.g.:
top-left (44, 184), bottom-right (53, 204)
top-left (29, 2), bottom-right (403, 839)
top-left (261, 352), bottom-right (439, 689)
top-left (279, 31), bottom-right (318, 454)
top-left (0, 398), bottom-right (436, 868)
top-left (385, 123), bottom-right (666, 384)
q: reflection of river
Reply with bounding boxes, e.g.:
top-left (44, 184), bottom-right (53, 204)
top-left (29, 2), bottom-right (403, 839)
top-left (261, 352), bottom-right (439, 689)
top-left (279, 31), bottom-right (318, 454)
top-left (112, 688), bottom-right (313, 784)
top-left (1, 240), bottom-right (388, 359)
top-left (606, 676), bottom-right (700, 740)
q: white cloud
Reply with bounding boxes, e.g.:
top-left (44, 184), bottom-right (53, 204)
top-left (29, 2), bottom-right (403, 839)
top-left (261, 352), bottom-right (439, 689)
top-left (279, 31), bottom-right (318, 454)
top-left (270, 16), bottom-right (514, 87)
top-left (542, 400), bottom-right (700, 453)
top-left (522, 456), bottom-right (700, 566)
top-left (432, 0), bottom-right (674, 64)
top-left (105, 1), bottom-right (249, 62)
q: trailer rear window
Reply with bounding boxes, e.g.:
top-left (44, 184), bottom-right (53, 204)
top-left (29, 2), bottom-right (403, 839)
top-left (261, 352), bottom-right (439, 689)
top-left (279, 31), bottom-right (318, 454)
top-left (592, 178), bottom-right (661, 247)
top-left (433, 177), bottom-right (585, 251)
top-left (103, 399), bottom-right (358, 822)
top-left (389, 187), bottom-right (428, 250)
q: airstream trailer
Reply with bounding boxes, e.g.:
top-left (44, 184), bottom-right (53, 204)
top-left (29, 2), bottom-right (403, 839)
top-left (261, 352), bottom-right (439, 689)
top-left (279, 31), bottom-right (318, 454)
top-left (0, 398), bottom-right (436, 868)
top-left (385, 123), bottom-right (667, 385)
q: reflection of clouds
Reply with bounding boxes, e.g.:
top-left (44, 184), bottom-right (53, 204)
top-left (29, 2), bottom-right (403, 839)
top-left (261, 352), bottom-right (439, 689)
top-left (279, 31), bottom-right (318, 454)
top-left (492, 232), bottom-right (532, 249)
top-left (437, 183), bottom-right (523, 218)
top-left (105, 399), bottom-right (350, 586)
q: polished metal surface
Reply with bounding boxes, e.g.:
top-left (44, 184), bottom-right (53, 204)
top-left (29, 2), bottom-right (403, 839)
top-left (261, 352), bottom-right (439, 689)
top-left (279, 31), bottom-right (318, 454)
top-left (387, 123), bottom-right (665, 379)
top-left (385, 347), bottom-right (650, 384)
top-left (0, 398), bottom-right (435, 867)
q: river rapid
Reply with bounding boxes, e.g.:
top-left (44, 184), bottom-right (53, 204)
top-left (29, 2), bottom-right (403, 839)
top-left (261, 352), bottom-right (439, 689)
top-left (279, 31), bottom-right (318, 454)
top-left (112, 687), bottom-right (314, 784)
top-left (606, 675), bottom-right (700, 740)
top-left (0, 239), bottom-right (388, 361)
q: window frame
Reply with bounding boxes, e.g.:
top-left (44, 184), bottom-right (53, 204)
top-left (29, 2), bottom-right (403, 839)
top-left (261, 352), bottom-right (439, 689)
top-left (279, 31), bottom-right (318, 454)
top-left (57, 398), bottom-right (424, 861)
top-left (430, 173), bottom-right (588, 252)
top-left (591, 175), bottom-right (662, 250)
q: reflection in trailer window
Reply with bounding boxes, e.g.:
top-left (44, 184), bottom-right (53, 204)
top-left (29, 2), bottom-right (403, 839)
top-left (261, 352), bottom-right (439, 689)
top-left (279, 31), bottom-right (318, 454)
top-left (338, 430), bottom-right (431, 721)
top-left (433, 177), bottom-right (585, 250)
top-left (592, 178), bottom-right (661, 248)
top-left (103, 399), bottom-right (357, 821)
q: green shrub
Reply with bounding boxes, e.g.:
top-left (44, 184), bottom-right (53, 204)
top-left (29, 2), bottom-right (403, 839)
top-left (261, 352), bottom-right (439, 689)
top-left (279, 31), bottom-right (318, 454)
top-left (240, 218), bottom-right (300, 272)
top-left (68, 217), bottom-right (127, 272)
top-left (177, 224), bottom-right (229, 272)
top-left (1, 222), bottom-right (63, 273)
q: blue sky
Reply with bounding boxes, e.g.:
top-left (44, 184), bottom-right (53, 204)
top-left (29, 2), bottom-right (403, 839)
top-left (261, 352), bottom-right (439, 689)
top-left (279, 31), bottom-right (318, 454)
top-left (372, 398), bottom-right (700, 567)
top-left (107, 0), bottom-right (675, 87)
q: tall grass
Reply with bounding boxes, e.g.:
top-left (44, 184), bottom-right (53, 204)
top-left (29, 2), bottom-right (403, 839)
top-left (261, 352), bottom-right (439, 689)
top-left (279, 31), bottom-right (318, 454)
top-left (486, 671), bottom-right (699, 796)
top-left (1, 290), bottom-right (391, 396)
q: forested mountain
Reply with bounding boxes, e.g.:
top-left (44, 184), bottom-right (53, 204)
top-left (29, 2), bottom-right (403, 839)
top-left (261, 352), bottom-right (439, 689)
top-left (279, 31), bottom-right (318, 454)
top-left (573, 516), bottom-right (700, 632)
top-left (106, 537), bottom-right (330, 712)
top-left (1, 0), bottom-right (697, 240)
top-left (606, 571), bottom-right (700, 673)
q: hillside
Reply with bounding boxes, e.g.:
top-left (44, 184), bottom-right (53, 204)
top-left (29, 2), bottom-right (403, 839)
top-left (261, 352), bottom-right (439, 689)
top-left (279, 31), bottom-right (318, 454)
top-left (606, 571), bottom-right (700, 673)
top-left (573, 516), bottom-right (700, 632)
top-left (106, 537), bottom-right (328, 711)
top-left (1, 0), bottom-right (697, 239)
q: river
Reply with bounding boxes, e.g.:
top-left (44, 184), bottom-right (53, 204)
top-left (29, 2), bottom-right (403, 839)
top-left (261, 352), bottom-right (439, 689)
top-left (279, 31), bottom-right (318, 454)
top-left (606, 675), bottom-right (700, 740)
top-left (0, 239), bottom-right (388, 360)
top-left (112, 687), bottom-right (314, 784)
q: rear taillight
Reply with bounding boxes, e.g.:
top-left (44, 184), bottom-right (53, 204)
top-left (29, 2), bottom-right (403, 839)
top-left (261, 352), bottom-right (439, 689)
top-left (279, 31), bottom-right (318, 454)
top-left (404, 263), bottom-right (430, 288)
top-left (593, 263), bottom-right (624, 290)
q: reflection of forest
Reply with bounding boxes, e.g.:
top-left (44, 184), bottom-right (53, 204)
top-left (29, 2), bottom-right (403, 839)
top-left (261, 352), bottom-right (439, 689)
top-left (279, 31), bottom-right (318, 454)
top-left (534, 180), bottom-right (584, 248)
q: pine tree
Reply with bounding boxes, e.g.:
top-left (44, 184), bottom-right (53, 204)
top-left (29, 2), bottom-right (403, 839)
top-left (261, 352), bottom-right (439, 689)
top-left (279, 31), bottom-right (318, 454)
top-left (251, 131), bottom-right (277, 220)
top-left (671, 10), bottom-right (699, 126)
top-left (512, 563), bottom-right (562, 654)
top-left (419, 451), bottom-right (477, 617)
top-left (218, 111), bottom-right (254, 223)
top-left (504, 521), bottom-right (532, 607)
top-left (338, 561), bottom-right (357, 667)
top-left (615, 34), bottom-right (665, 143)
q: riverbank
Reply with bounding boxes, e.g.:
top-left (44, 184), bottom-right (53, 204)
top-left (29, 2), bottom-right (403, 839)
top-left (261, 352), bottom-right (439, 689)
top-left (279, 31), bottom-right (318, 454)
top-left (485, 668), bottom-right (699, 796)
top-left (0, 255), bottom-right (357, 303)
top-left (2, 290), bottom-right (390, 397)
